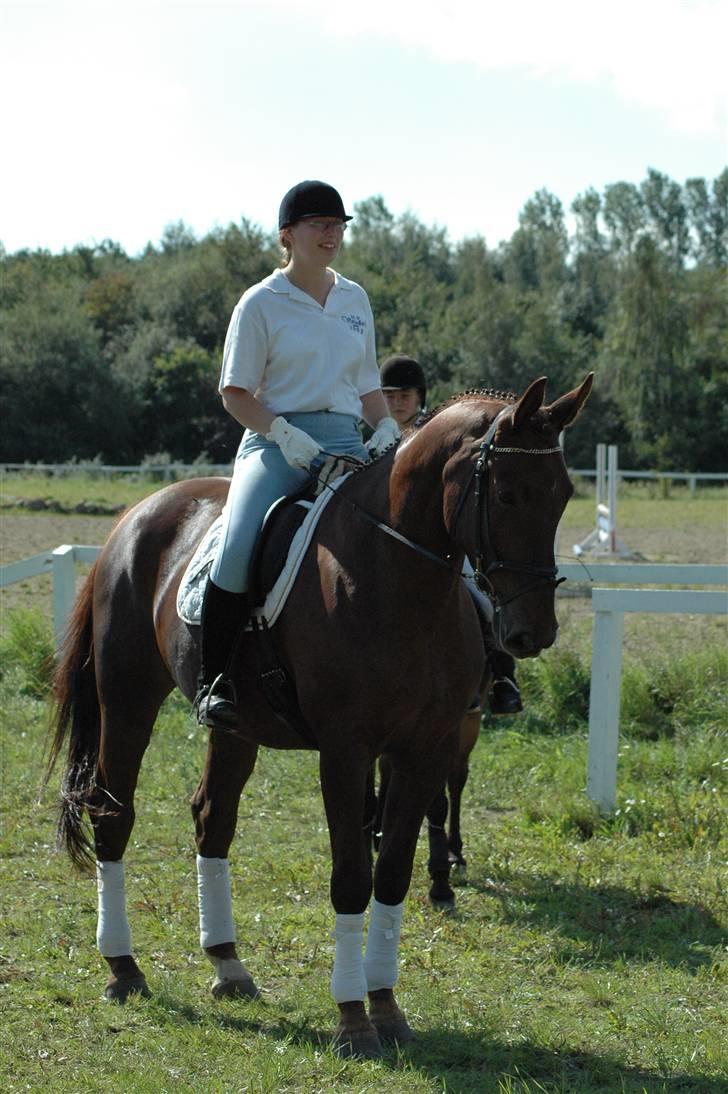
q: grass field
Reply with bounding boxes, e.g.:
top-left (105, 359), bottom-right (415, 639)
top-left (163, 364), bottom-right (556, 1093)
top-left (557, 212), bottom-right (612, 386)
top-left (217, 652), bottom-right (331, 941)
top-left (0, 473), bottom-right (726, 1092)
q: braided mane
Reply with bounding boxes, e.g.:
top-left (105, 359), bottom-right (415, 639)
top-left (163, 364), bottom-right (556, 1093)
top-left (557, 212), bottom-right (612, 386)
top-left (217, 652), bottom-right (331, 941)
top-left (416, 387), bottom-right (519, 427)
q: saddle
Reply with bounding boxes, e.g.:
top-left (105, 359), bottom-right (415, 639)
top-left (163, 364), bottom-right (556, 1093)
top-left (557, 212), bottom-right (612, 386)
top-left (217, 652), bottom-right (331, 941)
top-left (177, 473), bottom-right (349, 628)
top-left (177, 472), bottom-right (354, 748)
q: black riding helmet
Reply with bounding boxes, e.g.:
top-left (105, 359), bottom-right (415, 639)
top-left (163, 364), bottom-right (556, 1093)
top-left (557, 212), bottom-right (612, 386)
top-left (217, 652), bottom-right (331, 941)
top-left (278, 180), bottom-right (352, 229)
top-left (379, 355), bottom-right (427, 408)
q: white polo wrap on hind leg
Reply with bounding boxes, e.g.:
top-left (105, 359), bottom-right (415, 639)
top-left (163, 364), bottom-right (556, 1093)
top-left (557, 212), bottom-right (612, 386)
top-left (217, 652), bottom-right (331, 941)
top-left (96, 860), bottom-right (132, 957)
top-left (197, 855), bottom-right (236, 949)
top-left (363, 899), bottom-right (404, 991)
top-left (330, 911), bottom-right (367, 1003)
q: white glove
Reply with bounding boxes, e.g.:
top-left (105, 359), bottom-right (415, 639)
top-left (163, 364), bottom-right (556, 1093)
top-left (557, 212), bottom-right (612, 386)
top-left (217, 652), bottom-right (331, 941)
top-left (366, 416), bottom-right (401, 457)
top-left (266, 416), bottom-right (322, 470)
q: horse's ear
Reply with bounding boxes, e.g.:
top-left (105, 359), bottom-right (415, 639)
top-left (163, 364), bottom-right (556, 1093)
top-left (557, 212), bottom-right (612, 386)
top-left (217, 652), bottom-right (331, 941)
top-left (511, 376), bottom-right (548, 432)
top-left (545, 372), bottom-right (594, 431)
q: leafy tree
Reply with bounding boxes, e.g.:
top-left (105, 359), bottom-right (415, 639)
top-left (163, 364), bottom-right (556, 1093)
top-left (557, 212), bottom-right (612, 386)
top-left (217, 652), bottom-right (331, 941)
top-left (685, 169), bottom-right (728, 268)
top-left (603, 181), bottom-right (645, 258)
top-left (142, 344), bottom-right (235, 462)
top-left (501, 189), bottom-right (568, 293)
top-left (640, 167), bottom-right (689, 268)
top-left (0, 282), bottom-right (132, 461)
top-left (599, 237), bottom-right (689, 465)
top-left (1, 172), bottom-right (725, 471)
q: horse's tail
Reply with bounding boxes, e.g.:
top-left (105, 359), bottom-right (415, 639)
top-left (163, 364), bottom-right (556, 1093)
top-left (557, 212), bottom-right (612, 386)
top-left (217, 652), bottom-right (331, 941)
top-left (44, 562), bottom-right (102, 873)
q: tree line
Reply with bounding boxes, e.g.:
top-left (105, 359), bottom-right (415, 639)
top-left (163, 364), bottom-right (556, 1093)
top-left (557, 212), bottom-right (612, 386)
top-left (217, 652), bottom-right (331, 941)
top-left (1, 167), bottom-right (726, 471)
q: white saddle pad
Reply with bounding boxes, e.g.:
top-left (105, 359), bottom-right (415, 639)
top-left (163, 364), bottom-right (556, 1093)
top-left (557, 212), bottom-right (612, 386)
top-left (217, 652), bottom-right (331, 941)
top-left (176, 474), bottom-right (350, 628)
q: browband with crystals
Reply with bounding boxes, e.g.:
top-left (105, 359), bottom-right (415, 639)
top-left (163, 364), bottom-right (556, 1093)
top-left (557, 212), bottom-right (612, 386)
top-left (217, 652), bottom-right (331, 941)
top-left (491, 445), bottom-right (562, 455)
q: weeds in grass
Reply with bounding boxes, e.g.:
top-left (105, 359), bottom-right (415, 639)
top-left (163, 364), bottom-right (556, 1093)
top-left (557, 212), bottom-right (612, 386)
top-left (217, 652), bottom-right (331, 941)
top-left (0, 607), bottom-right (54, 697)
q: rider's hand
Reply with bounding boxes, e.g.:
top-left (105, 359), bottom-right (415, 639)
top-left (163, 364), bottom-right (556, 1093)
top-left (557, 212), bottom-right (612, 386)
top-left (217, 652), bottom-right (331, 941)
top-left (310, 453), bottom-right (365, 496)
top-left (266, 416), bottom-right (323, 470)
top-left (366, 416), bottom-right (401, 458)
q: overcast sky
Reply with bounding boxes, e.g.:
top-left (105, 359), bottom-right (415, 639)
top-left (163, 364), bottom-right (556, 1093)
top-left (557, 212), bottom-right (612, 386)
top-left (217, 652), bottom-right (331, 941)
top-left (2, 0), bottom-right (726, 256)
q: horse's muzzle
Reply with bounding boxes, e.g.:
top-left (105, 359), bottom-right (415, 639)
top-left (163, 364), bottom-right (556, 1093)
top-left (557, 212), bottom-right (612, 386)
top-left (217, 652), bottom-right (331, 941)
top-left (502, 624), bottom-right (558, 659)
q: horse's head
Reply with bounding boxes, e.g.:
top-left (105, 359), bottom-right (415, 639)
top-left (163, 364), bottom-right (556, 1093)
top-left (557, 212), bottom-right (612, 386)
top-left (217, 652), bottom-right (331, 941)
top-left (441, 373), bottom-right (593, 658)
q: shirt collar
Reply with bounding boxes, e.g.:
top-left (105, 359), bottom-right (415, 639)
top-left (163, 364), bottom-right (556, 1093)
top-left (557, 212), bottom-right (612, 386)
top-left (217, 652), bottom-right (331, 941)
top-left (265, 268), bottom-right (352, 301)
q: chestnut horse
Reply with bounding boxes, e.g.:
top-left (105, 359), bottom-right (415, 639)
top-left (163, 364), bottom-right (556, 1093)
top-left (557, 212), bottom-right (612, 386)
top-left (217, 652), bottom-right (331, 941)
top-left (47, 373), bottom-right (592, 1058)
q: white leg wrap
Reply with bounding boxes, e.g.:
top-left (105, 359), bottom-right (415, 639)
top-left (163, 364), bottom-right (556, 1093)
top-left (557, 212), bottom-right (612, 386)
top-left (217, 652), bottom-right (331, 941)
top-left (330, 912), bottom-right (367, 1003)
top-left (96, 860), bottom-right (132, 957)
top-left (363, 899), bottom-right (404, 991)
top-left (197, 855), bottom-right (236, 949)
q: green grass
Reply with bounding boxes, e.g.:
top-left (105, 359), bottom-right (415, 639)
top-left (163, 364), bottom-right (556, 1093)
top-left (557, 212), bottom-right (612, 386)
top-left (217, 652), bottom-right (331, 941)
top-left (564, 488), bottom-right (727, 531)
top-left (1, 467), bottom-right (228, 512)
top-left (1, 617), bottom-right (726, 1092)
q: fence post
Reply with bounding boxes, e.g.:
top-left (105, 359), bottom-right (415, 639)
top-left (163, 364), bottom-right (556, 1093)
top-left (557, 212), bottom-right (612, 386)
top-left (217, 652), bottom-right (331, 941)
top-left (52, 545), bottom-right (76, 650)
top-left (586, 605), bottom-right (624, 813)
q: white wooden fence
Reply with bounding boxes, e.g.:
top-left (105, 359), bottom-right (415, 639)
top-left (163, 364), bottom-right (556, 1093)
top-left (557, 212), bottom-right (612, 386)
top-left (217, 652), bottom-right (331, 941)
top-left (0, 544), bottom-right (101, 646)
top-left (2, 548), bottom-right (726, 814)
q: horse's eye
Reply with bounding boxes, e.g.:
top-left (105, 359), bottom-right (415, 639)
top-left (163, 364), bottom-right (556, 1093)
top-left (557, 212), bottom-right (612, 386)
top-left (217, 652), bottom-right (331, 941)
top-left (497, 490), bottom-right (515, 506)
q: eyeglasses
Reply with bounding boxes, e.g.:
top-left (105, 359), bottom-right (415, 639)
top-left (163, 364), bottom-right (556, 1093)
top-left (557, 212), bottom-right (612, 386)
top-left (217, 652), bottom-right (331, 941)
top-left (300, 218), bottom-right (348, 234)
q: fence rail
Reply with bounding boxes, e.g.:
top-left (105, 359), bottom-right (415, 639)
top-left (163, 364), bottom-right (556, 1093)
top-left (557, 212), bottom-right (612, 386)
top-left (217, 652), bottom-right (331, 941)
top-left (0, 462), bottom-right (231, 478)
top-left (2, 548), bottom-right (727, 813)
top-left (2, 462), bottom-right (726, 491)
top-left (0, 544), bottom-right (101, 644)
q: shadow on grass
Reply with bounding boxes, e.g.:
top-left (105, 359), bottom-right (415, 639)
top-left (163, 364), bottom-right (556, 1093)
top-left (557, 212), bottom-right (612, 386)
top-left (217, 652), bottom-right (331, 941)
top-left (467, 870), bottom-right (724, 971)
top-left (149, 993), bottom-right (724, 1092)
top-left (404, 1028), bottom-right (726, 1093)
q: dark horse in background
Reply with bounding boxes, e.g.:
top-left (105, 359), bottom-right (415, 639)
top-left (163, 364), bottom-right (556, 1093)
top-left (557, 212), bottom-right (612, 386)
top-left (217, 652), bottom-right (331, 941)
top-left (47, 373), bottom-right (592, 1058)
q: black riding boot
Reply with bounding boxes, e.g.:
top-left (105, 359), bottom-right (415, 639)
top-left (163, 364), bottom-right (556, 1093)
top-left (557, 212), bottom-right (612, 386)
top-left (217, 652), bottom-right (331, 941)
top-left (194, 579), bottom-right (250, 730)
top-left (487, 649), bottom-right (523, 715)
top-left (464, 580), bottom-right (523, 715)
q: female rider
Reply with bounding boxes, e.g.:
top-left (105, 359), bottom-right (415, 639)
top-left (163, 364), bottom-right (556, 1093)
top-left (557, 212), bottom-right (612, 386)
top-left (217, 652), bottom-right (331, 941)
top-left (195, 180), bottom-right (399, 728)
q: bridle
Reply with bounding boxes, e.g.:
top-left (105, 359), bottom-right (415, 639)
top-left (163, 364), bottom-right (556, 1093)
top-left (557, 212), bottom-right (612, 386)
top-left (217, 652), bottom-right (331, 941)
top-left (449, 406), bottom-right (566, 610)
top-left (314, 407), bottom-right (566, 611)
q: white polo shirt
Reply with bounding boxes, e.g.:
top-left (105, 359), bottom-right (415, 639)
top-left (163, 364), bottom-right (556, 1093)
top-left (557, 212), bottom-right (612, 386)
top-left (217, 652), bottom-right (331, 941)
top-left (219, 268), bottom-right (380, 418)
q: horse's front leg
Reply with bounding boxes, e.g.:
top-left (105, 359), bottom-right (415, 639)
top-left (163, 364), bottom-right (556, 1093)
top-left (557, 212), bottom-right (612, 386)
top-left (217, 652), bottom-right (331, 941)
top-left (368, 740), bottom-right (458, 1044)
top-left (319, 748), bottom-right (382, 1059)
top-left (426, 785), bottom-right (456, 909)
top-left (191, 729), bottom-right (260, 1000)
top-left (447, 704), bottom-right (482, 878)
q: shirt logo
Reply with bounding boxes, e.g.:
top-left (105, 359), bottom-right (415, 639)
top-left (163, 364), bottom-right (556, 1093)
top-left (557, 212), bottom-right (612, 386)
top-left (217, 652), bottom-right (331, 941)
top-left (341, 313), bottom-right (365, 335)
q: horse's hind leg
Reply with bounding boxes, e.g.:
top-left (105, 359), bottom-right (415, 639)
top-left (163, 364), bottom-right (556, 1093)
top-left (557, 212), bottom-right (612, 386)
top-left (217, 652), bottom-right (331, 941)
top-left (92, 695), bottom-right (165, 1002)
top-left (191, 730), bottom-right (260, 1000)
top-left (426, 787), bottom-right (455, 910)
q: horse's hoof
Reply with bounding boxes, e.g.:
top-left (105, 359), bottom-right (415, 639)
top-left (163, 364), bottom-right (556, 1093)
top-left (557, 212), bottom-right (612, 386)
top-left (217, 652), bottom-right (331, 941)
top-left (369, 1013), bottom-right (415, 1044)
top-left (368, 990), bottom-right (415, 1045)
top-left (209, 957), bottom-right (260, 1000)
top-left (103, 975), bottom-right (151, 1003)
top-left (211, 975), bottom-right (260, 1000)
top-left (332, 1028), bottom-right (383, 1059)
top-left (429, 894), bottom-right (456, 914)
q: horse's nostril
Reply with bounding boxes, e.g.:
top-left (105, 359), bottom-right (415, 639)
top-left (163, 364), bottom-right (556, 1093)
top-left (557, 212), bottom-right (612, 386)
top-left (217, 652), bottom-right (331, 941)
top-left (509, 633), bottom-right (535, 656)
top-left (507, 628), bottom-right (557, 657)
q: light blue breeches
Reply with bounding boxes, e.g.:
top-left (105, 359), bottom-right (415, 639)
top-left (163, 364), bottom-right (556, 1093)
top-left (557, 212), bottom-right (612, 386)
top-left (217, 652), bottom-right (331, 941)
top-left (210, 411), bottom-right (369, 594)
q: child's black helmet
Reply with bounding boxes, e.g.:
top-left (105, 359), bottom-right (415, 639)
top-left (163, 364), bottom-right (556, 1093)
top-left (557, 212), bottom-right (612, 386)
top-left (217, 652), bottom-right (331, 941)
top-left (379, 355), bottom-right (427, 406)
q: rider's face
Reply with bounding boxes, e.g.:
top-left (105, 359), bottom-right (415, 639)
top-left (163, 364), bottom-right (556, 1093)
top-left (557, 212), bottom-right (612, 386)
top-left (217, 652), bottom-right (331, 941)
top-left (384, 387), bottom-right (421, 428)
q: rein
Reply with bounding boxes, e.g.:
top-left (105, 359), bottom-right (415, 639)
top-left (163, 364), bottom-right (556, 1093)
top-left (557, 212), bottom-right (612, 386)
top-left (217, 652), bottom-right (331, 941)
top-left (312, 418), bottom-right (566, 611)
top-left (312, 450), bottom-right (458, 574)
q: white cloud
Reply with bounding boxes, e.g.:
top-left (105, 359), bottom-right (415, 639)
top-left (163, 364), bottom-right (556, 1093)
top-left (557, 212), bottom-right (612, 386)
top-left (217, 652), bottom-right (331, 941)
top-left (278, 0), bottom-right (727, 139)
